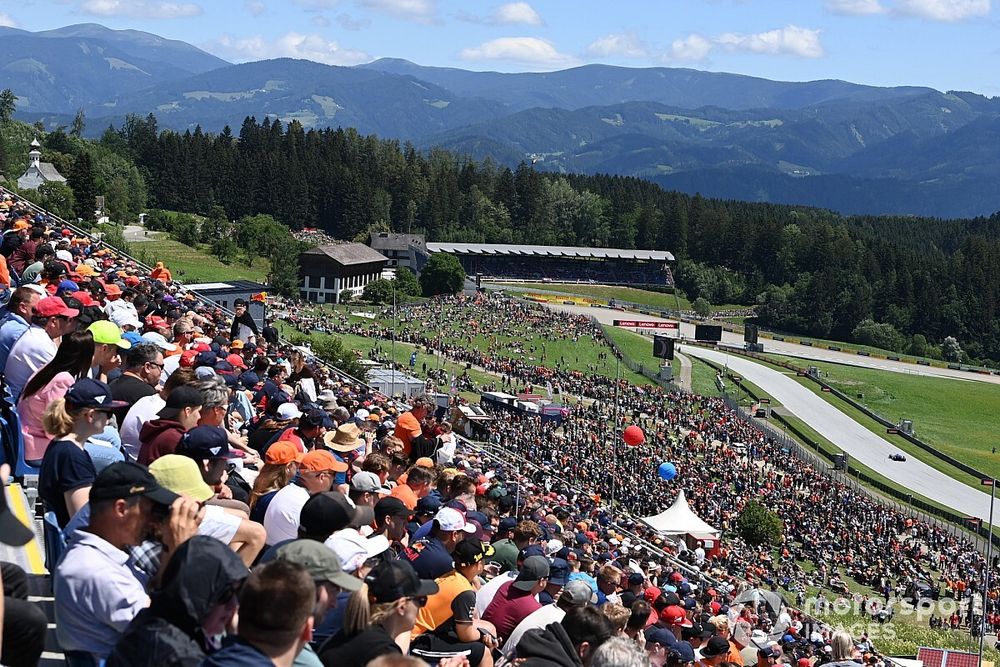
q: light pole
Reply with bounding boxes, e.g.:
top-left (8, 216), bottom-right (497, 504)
top-left (979, 477), bottom-right (995, 664)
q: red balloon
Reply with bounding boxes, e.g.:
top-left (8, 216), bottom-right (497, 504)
top-left (623, 425), bottom-right (645, 446)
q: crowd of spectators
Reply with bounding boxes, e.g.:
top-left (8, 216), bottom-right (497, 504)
top-left (0, 190), bottom-right (992, 667)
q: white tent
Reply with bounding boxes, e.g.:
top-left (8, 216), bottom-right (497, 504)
top-left (639, 490), bottom-right (720, 536)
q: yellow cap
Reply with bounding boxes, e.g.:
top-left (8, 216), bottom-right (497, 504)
top-left (148, 455), bottom-right (214, 502)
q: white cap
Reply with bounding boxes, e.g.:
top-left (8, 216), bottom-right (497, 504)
top-left (111, 310), bottom-right (142, 330)
top-left (141, 331), bottom-right (178, 351)
top-left (355, 408), bottom-right (370, 420)
top-left (21, 283), bottom-right (46, 296)
top-left (55, 249), bottom-right (73, 262)
top-left (325, 531), bottom-right (391, 573)
top-left (277, 402), bottom-right (303, 420)
top-left (545, 539), bottom-right (563, 556)
top-left (433, 507), bottom-right (476, 533)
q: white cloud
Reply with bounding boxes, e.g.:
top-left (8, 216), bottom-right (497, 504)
top-left (460, 37), bottom-right (578, 68)
top-left (214, 32), bottom-right (371, 65)
top-left (826, 0), bottom-right (887, 14)
top-left (894, 0), bottom-right (990, 20)
top-left (716, 25), bottom-right (824, 58)
top-left (291, 0), bottom-right (341, 8)
top-left (79, 0), bottom-right (202, 19)
top-left (245, 0), bottom-right (266, 16)
top-left (587, 33), bottom-right (649, 59)
top-left (491, 2), bottom-right (542, 25)
top-left (0, 12), bottom-right (17, 27)
top-left (668, 33), bottom-right (714, 61)
top-left (360, 0), bottom-right (436, 22)
top-left (335, 12), bottom-right (371, 29)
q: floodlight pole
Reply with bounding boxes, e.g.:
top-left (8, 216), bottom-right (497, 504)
top-left (979, 478), bottom-right (995, 664)
top-left (611, 355), bottom-right (621, 523)
top-left (391, 283), bottom-right (396, 398)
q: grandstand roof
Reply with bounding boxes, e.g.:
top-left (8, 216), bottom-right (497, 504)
top-left (426, 242), bottom-right (673, 262)
top-left (303, 243), bottom-right (388, 266)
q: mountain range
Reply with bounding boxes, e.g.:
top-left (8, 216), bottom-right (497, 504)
top-left (5, 24), bottom-right (1000, 218)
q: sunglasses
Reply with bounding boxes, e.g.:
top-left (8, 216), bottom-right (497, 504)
top-left (409, 596), bottom-right (428, 608)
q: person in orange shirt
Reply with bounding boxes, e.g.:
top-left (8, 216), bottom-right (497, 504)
top-left (390, 465), bottom-right (435, 510)
top-left (150, 261), bottom-right (172, 282)
top-left (394, 396), bottom-right (432, 458)
top-left (411, 539), bottom-right (497, 667)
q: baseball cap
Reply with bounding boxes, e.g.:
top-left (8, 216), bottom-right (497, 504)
top-left (141, 331), bottom-right (177, 352)
top-left (275, 539), bottom-right (362, 592)
top-left (157, 386), bottom-right (204, 420)
top-left (110, 310), bottom-right (143, 330)
top-left (670, 641), bottom-right (696, 663)
top-left (300, 491), bottom-right (374, 537)
top-left (35, 296), bottom-right (79, 319)
top-left (300, 449), bottom-right (348, 473)
top-left (414, 457), bottom-right (435, 469)
top-left (415, 495), bottom-right (442, 515)
top-left (226, 353), bottom-right (247, 370)
top-left (89, 461), bottom-right (179, 506)
top-left (149, 454), bottom-right (214, 502)
top-left (177, 426), bottom-right (239, 460)
top-left (560, 579), bottom-right (598, 606)
top-left (351, 471), bottom-right (391, 495)
top-left (663, 605), bottom-right (694, 628)
top-left (364, 560), bottom-right (438, 603)
top-left (265, 441), bottom-right (305, 465)
top-left (628, 572), bottom-right (645, 586)
top-left (513, 555), bottom-right (551, 591)
top-left (702, 636), bottom-right (731, 658)
top-left (88, 320), bottom-right (132, 349)
top-left (433, 507), bottom-right (477, 534)
top-left (548, 558), bottom-right (570, 586)
top-left (0, 474), bottom-right (34, 547)
top-left (299, 408), bottom-right (327, 429)
top-left (276, 402), bottom-right (303, 421)
top-left (646, 628), bottom-right (677, 648)
top-left (453, 539), bottom-right (495, 566)
top-left (326, 531), bottom-right (391, 573)
top-left (374, 496), bottom-right (413, 522)
top-left (498, 516), bottom-right (518, 533)
top-left (65, 378), bottom-right (129, 412)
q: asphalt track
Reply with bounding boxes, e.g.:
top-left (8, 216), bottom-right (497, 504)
top-left (547, 302), bottom-right (1000, 519)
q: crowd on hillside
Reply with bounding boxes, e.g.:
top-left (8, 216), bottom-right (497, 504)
top-left (0, 190), bottom-right (994, 667)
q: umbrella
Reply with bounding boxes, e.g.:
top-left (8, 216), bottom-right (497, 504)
top-left (734, 587), bottom-right (787, 620)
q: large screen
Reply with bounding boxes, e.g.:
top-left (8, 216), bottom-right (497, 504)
top-left (694, 325), bottom-right (723, 342)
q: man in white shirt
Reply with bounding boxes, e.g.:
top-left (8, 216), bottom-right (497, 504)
top-left (54, 461), bottom-right (201, 662)
top-left (262, 449), bottom-right (345, 546)
top-left (4, 296), bottom-right (77, 400)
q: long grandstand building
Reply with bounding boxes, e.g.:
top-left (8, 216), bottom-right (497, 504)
top-left (425, 242), bottom-right (675, 286)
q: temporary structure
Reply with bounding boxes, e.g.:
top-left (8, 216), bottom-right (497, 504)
top-left (639, 491), bottom-right (720, 536)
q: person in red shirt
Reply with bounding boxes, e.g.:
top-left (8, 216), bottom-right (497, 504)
top-left (482, 555), bottom-right (549, 643)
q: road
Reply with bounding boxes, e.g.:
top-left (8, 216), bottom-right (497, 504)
top-left (547, 302), bottom-right (1000, 519)
top-left (675, 352), bottom-right (693, 392)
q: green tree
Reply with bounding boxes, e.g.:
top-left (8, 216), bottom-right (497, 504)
top-left (71, 109), bottom-right (86, 138)
top-left (942, 336), bottom-right (962, 363)
top-left (286, 331), bottom-right (365, 379)
top-left (394, 267), bottom-right (421, 298)
top-left (735, 501), bottom-right (783, 547)
top-left (170, 213), bottom-right (201, 247)
top-left (362, 278), bottom-right (394, 304)
top-left (692, 297), bottom-right (712, 318)
top-left (69, 152), bottom-right (98, 222)
top-left (211, 236), bottom-right (239, 264)
top-left (35, 182), bottom-right (76, 220)
top-left (851, 319), bottom-right (904, 352)
top-left (268, 237), bottom-right (302, 297)
top-left (908, 334), bottom-right (928, 357)
top-left (0, 89), bottom-right (17, 123)
top-left (419, 253), bottom-right (466, 297)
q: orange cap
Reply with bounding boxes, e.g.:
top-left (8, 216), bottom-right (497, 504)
top-left (414, 457), bottom-right (435, 469)
top-left (265, 441), bottom-right (305, 465)
top-left (300, 449), bottom-right (348, 473)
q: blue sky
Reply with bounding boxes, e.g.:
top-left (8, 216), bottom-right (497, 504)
top-left (1, 0), bottom-right (997, 94)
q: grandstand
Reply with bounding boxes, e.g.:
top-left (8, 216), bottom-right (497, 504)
top-left (425, 242), bottom-right (675, 286)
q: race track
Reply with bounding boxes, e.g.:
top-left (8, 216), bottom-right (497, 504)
top-left (547, 302), bottom-right (1000, 519)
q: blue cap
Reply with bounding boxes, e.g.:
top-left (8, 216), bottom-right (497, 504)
top-left (646, 628), bottom-right (677, 648)
top-left (498, 516), bottom-right (518, 533)
top-left (576, 532), bottom-right (591, 545)
top-left (628, 572), bottom-right (645, 586)
top-left (518, 545), bottom-right (545, 561)
top-left (549, 558), bottom-right (570, 585)
top-left (58, 279), bottom-right (80, 293)
top-left (415, 495), bottom-right (442, 515)
top-left (66, 378), bottom-right (129, 411)
top-left (669, 641), bottom-right (695, 663)
top-left (195, 351), bottom-right (217, 368)
top-left (177, 425), bottom-right (239, 460)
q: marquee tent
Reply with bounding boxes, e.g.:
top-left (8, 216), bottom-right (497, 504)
top-left (639, 490), bottom-right (720, 536)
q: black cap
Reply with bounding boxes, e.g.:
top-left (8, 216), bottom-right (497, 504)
top-left (453, 540), bottom-right (495, 567)
top-left (415, 495), bottom-right (442, 515)
top-left (701, 636), bottom-right (731, 658)
top-left (90, 461), bottom-right (179, 506)
top-left (365, 560), bottom-right (438, 603)
top-left (177, 426), bottom-right (239, 460)
top-left (0, 476), bottom-right (34, 547)
top-left (498, 516), bottom-right (518, 533)
top-left (299, 408), bottom-right (327, 429)
top-left (158, 386), bottom-right (204, 420)
top-left (375, 496), bottom-right (413, 522)
top-left (513, 555), bottom-right (550, 591)
top-left (66, 378), bottom-right (129, 412)
top-left (300, 492), bottom-right (374, 537)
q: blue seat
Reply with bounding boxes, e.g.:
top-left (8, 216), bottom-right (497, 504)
top-left (43, 511), bottom-right (67, 572)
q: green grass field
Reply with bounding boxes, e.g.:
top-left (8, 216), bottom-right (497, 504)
top-left (136, 237), bottom-right (270, 283)
top-left (762, 353), bottom-right (1000, 479)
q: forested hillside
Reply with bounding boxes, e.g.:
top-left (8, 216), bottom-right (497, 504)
top-left (6, 112), bottom-right (1000, 365)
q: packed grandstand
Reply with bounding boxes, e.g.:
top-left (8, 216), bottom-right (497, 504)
top-left (0, 189), bottom-right (996, 667)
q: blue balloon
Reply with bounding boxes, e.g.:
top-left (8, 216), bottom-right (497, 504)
top-left (658, 462), bottom-right (677, 481)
